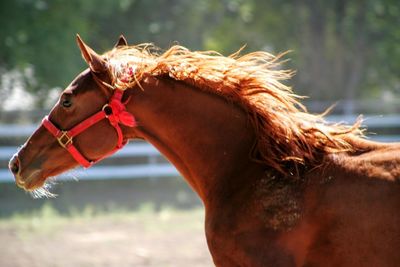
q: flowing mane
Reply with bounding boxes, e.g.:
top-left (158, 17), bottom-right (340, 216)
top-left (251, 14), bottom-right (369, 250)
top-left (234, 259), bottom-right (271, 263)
top-left (104, 44), bottom-right (362, 174)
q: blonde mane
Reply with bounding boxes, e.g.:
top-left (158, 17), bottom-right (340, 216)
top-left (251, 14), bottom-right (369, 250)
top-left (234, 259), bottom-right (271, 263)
top-left (104, 44), bottom-right (362, 174)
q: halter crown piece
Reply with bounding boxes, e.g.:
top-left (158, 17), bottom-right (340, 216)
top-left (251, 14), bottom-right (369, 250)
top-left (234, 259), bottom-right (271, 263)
top-left (41, 74), bottom-right (136, 168)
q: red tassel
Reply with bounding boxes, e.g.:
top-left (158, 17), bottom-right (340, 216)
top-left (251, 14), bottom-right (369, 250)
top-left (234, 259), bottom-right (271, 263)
top-left (119, 111), bottom-right (136, 127)
top-left (109, 100), bottom-right (136, 127)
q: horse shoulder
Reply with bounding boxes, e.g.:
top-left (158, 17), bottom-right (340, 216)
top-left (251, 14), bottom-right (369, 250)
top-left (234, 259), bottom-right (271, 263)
top-left (291, 147), bottom-right (400, 266)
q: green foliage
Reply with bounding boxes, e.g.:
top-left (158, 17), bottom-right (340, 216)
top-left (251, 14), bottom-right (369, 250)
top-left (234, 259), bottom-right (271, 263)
top-left (0, 0), bottom-right (399, 110)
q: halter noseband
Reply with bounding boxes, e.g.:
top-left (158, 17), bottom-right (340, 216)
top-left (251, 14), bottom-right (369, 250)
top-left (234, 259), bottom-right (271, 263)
top-left (41, 82), bottom-right (136, 168)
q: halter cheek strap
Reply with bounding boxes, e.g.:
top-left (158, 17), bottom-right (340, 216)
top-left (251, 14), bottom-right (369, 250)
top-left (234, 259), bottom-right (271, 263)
top-left (42, 89), bottom-right (136, 168)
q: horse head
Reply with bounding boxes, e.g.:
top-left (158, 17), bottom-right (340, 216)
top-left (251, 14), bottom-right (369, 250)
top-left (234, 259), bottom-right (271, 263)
top-left (9, 35), bottom-right (132, 193)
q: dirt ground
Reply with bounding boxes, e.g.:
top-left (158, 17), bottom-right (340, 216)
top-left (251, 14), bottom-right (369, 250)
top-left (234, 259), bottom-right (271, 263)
top-left (0, 207), bottom-right (214, 267)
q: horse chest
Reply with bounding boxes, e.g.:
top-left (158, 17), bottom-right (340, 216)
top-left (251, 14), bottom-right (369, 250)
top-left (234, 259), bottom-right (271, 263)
top-left (204, 205), bottom-right (320, 267)
top-left (203, 193), bottom-right (304, 266)
top-left (204, 212), bottom-right (301, 267)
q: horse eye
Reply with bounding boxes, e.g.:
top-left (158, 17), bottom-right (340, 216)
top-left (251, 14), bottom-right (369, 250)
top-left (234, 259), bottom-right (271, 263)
top-left (62, 99), bottom-right (72, 108)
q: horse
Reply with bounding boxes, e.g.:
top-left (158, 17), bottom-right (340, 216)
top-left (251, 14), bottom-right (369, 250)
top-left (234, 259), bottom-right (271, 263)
top-left (9, 35), bottom-right (400, 267)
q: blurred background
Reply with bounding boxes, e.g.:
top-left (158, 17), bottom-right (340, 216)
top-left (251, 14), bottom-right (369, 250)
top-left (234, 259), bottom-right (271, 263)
top-left (0, 0), bottom-right (399, 266)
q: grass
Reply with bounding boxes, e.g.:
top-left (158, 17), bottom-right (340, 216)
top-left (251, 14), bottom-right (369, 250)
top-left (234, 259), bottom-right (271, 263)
top-left (0, 201), bottom-right (205, 237)
top-left (0, 180), bottom-right (212, 266)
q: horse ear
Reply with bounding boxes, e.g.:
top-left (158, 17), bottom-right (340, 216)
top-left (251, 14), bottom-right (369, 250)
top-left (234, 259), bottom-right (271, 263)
top-left (114, 35), bottom-right (128, 47)
top-left (76, 34), bottom-right (107, 73)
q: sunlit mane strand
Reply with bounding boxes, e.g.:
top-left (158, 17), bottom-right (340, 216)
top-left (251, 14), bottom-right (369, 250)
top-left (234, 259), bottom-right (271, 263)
top-left (104, 44), bottom-right (363, 175)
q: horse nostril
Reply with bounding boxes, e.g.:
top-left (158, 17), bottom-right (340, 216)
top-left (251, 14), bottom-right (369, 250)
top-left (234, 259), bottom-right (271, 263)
top-left (9, 155), bottom-right (20, 175)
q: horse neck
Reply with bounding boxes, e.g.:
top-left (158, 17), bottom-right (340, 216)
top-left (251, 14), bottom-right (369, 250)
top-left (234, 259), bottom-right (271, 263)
top-left (124, 76), bottom-right (259, 203)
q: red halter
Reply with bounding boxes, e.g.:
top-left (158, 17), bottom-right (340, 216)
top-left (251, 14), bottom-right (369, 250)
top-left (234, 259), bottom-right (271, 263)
top-left (41, 89), bottom-right (136, 168)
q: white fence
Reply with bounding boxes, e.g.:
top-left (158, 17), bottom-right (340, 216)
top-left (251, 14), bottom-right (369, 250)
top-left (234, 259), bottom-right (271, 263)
top-left (0, 143), bottom-right (179, 182)
top-left (0, 114), bottom-right (399, 183)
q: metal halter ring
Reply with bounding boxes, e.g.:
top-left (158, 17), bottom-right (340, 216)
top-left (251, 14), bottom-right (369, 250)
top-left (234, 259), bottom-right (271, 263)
top-left (102, 104), bottom-right (113, 118)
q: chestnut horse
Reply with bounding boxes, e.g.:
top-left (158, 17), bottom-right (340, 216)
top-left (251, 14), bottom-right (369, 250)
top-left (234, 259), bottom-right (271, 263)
top-left (9, 35), bottom-right (400, 266)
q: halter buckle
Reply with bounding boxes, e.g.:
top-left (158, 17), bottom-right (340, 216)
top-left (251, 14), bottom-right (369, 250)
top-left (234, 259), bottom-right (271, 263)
top-left (57, 131), bottom-right (73, 148)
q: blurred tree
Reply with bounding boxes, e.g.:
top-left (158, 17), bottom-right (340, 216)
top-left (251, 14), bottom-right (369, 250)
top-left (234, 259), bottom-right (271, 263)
top-left (203, 0), bottom-right (400, 113)
top-left (0, 0), bottom-right (90, 107)
top-left (0, 0), bottom-right (399, 112)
